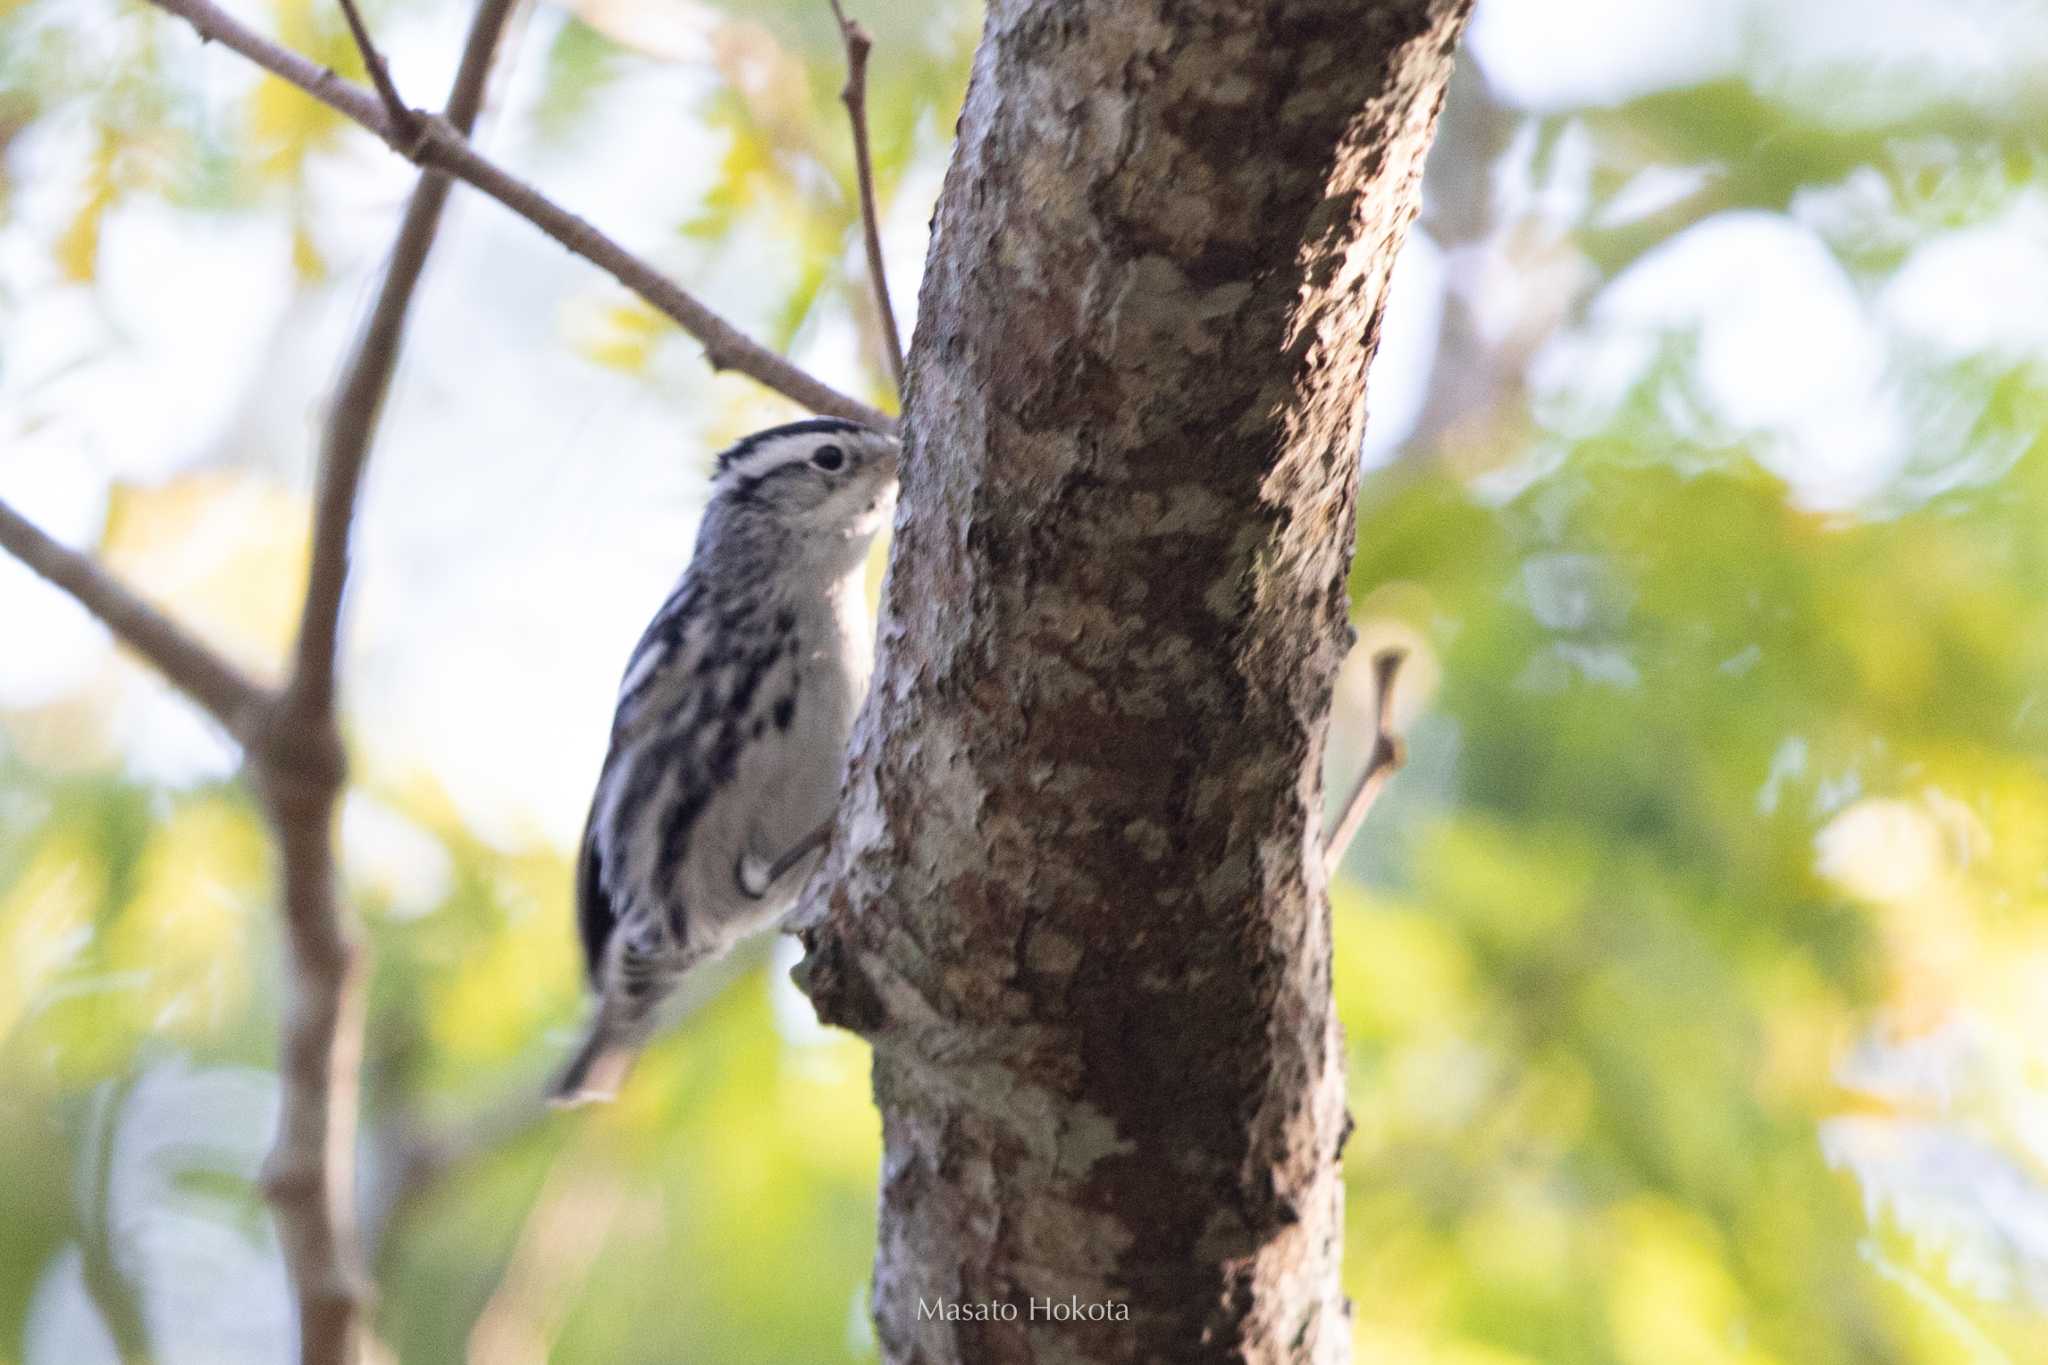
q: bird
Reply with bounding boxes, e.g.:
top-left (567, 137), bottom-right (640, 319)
top-left (550, 417), bottom-right (900, 1105)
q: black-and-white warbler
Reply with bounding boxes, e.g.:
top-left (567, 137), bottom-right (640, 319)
top-left (550, 418), bottom-right (900, 1104)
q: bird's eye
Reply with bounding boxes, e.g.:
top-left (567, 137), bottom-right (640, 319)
top-left (811, 444), bottom-right (846, 472)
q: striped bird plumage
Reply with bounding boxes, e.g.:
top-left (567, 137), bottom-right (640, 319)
top-left (552, 418), bottom-right (899, 1104)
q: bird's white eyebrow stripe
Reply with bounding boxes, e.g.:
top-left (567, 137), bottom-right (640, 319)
top-left (723, 444), bottom-right (801, 482)
top-left (712, 418), bottom-right (871, 480)
top-left (733, 446), bottom-right (819, 482)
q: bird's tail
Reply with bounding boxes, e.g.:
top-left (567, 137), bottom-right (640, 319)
top-left (547, 1016), bottom-right (639, 1108)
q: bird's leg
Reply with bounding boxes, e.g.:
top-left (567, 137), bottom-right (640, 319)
top-left (768, 821), bottom-right (834, 886)
top-left (734, 821), bottom-right (835, 899)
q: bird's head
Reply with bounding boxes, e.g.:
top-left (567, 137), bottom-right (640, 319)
top-left (710, 419), bottom-right (900, 569)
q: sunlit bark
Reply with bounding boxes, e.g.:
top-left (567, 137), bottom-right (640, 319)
top-left (800, 1), bottom-right (1475, 1359)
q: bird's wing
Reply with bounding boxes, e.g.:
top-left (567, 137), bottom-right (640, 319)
top-left (577, 572), bottom-right (704, 983)
top-left (610, 577), bottom-right (708, 742)
top-left (579, 571), bottom-right (728, 962)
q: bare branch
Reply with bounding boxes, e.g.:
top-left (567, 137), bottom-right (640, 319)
top-left (0, 496), bottom-right (274, 736)
top-left (255, 4), bottom-right (524, 1361)
top-left (256, 808), bottom-right (368, 1365)
top-left (828, 0), bottom-right (905, 397)
top-left (1321, 649), bottom-right (1407, 877)
top-left (334, 0), bottom-right (419, 143)
top-left (418, 132), bottom-right (890, 425)
top-left (283, 0), bottom-right (509, 730)
top-left (144, 0), bottom-right (892, 430)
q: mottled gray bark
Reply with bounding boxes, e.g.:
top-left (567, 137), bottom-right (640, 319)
top-left (800, 2), bottom-right (1473, 1361)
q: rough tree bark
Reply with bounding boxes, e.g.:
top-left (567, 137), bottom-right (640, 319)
top-left (799, 2), bottom-right (1472, 1361)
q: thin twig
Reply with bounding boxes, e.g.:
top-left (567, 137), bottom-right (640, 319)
top-left (0, 497), bottom-right (276, 736)
top-left (827, 0), bottom-right (904, 396)
top-left (254, 4), bottom-right (523, 1362)
top-left (144, 0), bottom-right (891, 430)
top-left (420, 134), bottom-right (888, 424)
top-left (334, 0), bottom-right (419, 142)
top-left (1321, 649), bottom-right (1407, 877)
top-left (283, 0), bottom-right (503, 728)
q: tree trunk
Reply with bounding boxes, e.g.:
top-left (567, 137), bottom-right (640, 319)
top-left (800, 2), bottom-right (1473, 1360)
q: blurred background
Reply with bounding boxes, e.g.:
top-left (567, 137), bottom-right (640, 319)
top-left (2, 0), bottom-right (2046, 1360)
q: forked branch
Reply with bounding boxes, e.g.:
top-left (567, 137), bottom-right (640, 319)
top-left (0, 4), bottom-right (523, 1362)
top-left (334, 0), bottom-right (420, 143)
top-left (256, 3), bottom-right (523, 1359)
top-left (1, 2), bottom-right (894, 1358)
top-left (144, 0), bottom-right (891, 429)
